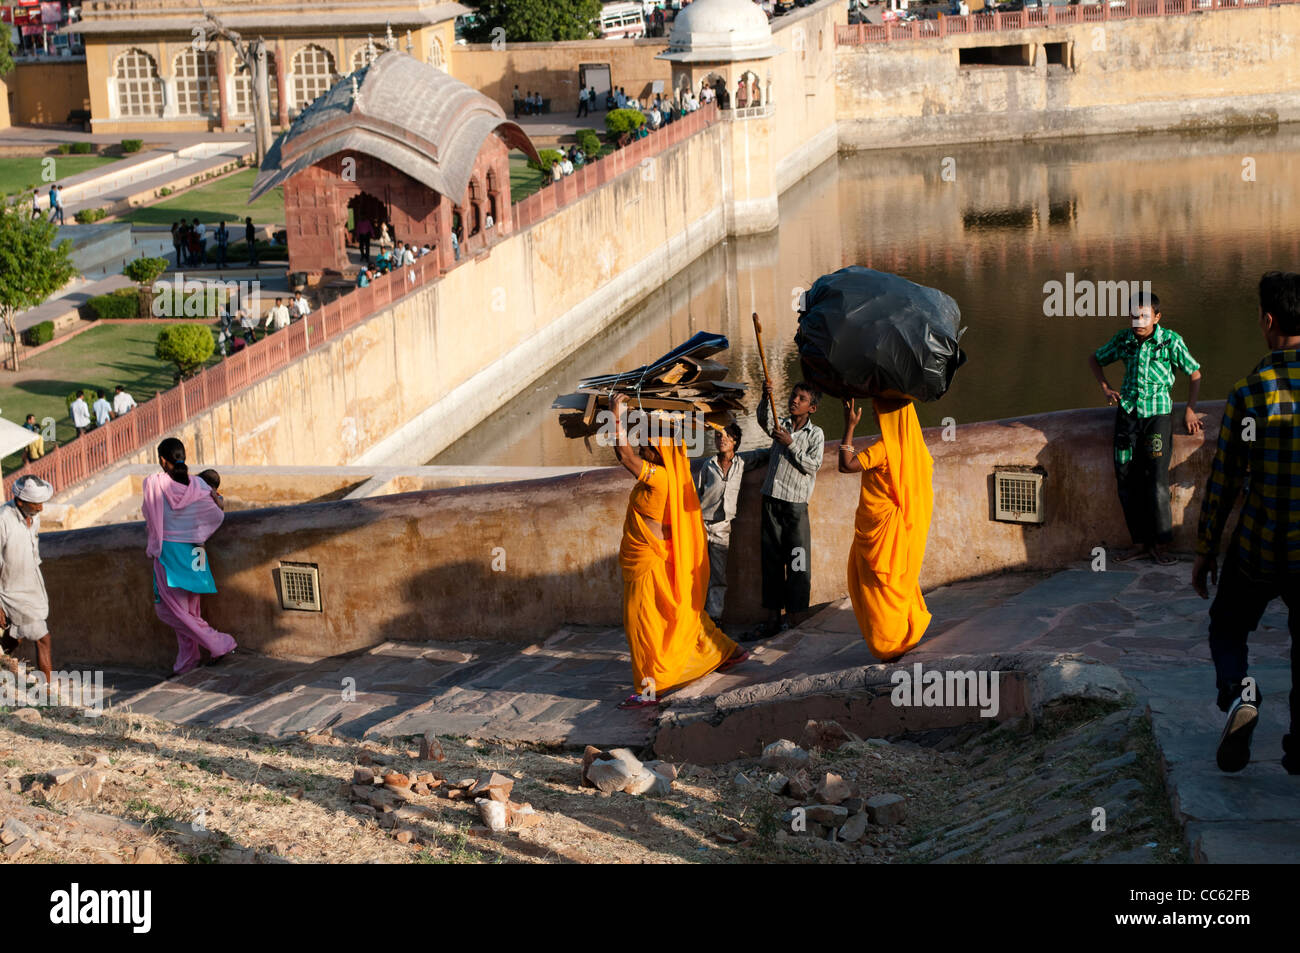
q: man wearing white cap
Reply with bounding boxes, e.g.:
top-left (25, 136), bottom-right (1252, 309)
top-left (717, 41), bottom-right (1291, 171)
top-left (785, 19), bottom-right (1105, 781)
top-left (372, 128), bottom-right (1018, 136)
top-left (0, 476), bottom-right (55, 688)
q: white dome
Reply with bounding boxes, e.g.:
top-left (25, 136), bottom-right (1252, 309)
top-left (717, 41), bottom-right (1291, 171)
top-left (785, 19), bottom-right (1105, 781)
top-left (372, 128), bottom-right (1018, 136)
top-left (662, 0), bottom-right (781, 63)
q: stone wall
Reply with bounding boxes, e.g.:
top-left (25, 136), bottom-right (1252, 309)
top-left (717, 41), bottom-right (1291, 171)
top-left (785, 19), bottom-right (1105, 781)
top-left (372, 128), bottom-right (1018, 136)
top-left (2, 59), bottom-right (91, 127)
top-left (835, 6), bottom-right (1300, 148)
top-left (41, 403), bottom-right (1223, 669)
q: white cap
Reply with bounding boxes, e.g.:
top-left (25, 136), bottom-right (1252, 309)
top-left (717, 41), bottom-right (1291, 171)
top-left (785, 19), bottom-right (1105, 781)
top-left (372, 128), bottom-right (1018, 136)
top-left (14, 475), bottom-right (53, 504)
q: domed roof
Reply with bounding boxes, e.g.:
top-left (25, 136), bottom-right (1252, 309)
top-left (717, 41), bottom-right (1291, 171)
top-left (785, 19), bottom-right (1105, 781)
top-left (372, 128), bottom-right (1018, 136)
top-left (250, 51), bottom-right (538, 203)
top-left (659, 0), bottom-right (782, 63)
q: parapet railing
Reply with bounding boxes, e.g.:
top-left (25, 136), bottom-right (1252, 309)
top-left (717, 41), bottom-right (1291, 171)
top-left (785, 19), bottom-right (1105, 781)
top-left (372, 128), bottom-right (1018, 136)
top-left (835, 0), bottom-right (1293, 44)
top-left (2, 103), bottom-right (722, 501)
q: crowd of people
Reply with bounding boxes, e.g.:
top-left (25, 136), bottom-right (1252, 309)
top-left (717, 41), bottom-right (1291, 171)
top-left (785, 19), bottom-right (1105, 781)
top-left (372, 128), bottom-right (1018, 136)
top-left (171, 217), bottom-right (260, 270)
top-left (214, 291), bottom-right (312, 355)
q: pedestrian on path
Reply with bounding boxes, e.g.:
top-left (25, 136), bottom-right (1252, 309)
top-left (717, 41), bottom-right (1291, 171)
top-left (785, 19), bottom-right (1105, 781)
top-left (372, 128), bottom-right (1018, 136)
top-left (69, 391), bottom-right (91, 438)
top-left (143, 438), bottom-right (236, 676)
top-left (92, 390), bottom-right (113, 427)
top-left (47, 184), bottom-right (64, 226)
top-left (577, 86), bottom-right (590, 118)
top-left (512, 84), bottom-right (522, 119)
top-left (608, 393), bottom-right (745, 709)
top-left (0, 476), bottom-right (57, 693)
top-left (245, 217), bottom-right (259, 268)
top-left (112, 385), bottom-right (136, 416)
top-left (1088, 291), bottom-right (1203, 565)
top-left (356, 217), bottom-right (373, 264)
top-left (1193, 270), bottom-right (1300, 776)
top-left (215, 221), bottom-right (229, 270)
top-left (838, 397), bottom-right (934, 661)
top-left (691, 422), bottom-right (748, 622)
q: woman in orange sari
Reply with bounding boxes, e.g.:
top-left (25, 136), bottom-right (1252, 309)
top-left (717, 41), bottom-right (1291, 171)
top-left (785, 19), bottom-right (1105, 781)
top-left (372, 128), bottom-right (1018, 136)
top-left (610, 394), bottom-right (747, 709)
top-left (838, 397), bottom-right (934, 661)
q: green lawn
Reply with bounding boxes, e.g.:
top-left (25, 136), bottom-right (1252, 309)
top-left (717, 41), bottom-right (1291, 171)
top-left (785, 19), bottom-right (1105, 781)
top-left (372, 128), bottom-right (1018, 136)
top-left (118, 168), bottom-right (285, 227)
top-left (0, 156), bottom-right (120, 198)
top-left (1, 322), bottom-right (221, 473)
top-left (509, 144), bottom-right (616, 203)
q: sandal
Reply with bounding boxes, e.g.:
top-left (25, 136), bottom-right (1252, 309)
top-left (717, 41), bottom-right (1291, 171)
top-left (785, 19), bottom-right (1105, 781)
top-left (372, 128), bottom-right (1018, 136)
top-left (717, 649), bottom-right (750, 672)
top-left (616, 693), bottom-right (661, 710)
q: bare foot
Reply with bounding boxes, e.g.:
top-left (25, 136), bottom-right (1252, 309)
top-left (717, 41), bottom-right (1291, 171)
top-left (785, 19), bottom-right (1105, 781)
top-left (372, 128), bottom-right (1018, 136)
top-left (1113, 547), bottom-right (1151, 563)
top-left (1151, 547), bottom-right (1178, 565)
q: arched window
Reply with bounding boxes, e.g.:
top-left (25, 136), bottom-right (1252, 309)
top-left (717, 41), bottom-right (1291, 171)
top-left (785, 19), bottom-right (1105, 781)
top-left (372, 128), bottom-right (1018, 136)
top-left (740, 70), bottom-right (762, 108)
top-left (351, 42), bottom-right (389, 73)
top-left (428, 37), bottom-right (445, 71)
top-left (232, 50), bottom-right (279, 119)
top-left (291, 44), bottom-right (336, 114)
top-left (173, 48), bottom-right (217, 117)
top-left (114, 48), bottom-right (163, 118)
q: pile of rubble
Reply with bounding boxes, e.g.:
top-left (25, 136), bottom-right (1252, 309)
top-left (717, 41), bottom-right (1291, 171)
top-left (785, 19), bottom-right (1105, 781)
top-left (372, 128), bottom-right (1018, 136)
top-left (580, 746), bottom-right (677, 796)
top-left (757, 722), bottom-right (906, 845)
top-left (343, 735), bottom-right (542, 838)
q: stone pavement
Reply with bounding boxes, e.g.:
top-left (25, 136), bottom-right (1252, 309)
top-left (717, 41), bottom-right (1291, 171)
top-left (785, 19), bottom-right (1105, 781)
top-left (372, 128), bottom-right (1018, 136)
top-left (87, 557), bottom-right (1296, 861)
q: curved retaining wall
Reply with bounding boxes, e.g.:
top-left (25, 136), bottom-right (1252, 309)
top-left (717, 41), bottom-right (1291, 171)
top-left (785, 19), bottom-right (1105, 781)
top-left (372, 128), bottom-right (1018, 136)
top-left (40, 401), bottom-right (1223, 669)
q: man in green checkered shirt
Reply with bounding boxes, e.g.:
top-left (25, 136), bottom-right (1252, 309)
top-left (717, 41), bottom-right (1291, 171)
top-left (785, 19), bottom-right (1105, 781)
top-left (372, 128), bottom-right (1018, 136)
top-left (1087, 291), bottom-right (1204, 564)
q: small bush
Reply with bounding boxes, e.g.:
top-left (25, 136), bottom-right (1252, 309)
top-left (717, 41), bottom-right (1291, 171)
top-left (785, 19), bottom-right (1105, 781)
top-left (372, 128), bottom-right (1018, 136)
top-left (71, 142), bottom-right (95, 155)
top-left (528, 149), bottom-right (564, 173)
top-left (605, 108), bottom-right (646, 136)
top-left (123, 256), bottom-right (169, 287)
top-left (156, 325), bottom-right (215, 380)
top-left (75, 207), bottom-right (107, 224)
top-left (577, 129), bottom-right (602, 155)
top-left (158, 186), bottom-right (174, 196)
top-left (121, 139), bottom-right (143, 154)
top-left (23, 321), bottom-right (55, 347)
top-left (86, 289), bottom-right (140, 320)
top-left (57, 144), bottom-right (72, 155)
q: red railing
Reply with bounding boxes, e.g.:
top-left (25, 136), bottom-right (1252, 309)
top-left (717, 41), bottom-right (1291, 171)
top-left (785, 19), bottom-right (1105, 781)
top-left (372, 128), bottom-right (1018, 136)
top-left (835, 0), bottom-right (1292, 44)
top-left (3, 103), bottom-right (723, 502)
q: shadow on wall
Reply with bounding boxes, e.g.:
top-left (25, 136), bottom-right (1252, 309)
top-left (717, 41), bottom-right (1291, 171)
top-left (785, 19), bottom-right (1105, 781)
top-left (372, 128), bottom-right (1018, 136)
top-left (39, 402), bottom-right (1225, 671)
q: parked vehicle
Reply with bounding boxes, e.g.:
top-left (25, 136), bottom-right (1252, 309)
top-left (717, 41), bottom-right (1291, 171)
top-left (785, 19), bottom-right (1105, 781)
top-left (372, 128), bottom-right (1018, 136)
top-left (601, 2), bottom-right (647, 38)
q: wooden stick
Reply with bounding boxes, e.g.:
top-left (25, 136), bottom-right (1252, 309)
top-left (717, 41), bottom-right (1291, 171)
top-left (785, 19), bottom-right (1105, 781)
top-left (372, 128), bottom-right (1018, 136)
top-left (752, 311), bottom-right (780, 422)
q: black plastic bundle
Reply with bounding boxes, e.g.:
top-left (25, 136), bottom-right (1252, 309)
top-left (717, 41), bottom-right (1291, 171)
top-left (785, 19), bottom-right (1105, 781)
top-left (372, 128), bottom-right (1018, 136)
top-left (795, 267), bottom-right (967, 402)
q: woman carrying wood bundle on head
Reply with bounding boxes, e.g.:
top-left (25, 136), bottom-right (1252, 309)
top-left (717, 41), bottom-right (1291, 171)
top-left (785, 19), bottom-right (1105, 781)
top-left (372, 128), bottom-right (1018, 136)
top-left (838, 397), bottom-right (934, 661)
top-left (609, 393), bottom-right (748, 709)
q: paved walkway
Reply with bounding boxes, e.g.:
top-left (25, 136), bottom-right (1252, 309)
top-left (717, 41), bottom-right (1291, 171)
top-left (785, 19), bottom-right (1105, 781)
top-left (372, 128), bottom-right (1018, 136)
top-left (85, 558), bottom-right (1297, 862)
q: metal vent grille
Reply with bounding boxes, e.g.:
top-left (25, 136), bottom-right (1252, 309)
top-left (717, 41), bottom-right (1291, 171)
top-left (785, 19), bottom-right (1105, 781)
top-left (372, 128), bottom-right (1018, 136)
top-left (994, 471), bottom-right (1044, 524)
top-left (278, 563), bottom-right (321, 611)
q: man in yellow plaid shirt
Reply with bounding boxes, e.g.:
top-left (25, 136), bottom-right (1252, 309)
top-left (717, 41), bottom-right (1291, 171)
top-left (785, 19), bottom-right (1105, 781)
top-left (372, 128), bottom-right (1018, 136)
top-left (1194, 271), bottom-right (1300, 776)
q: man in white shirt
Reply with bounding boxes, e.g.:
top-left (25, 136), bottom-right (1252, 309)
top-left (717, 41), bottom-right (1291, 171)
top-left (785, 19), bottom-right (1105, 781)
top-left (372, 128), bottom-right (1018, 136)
top-left (400, 243), bottom-right (416, 267)
top-left (561, 158), bottom-right (574, 176)
top-left (293, 292), bottom-right (311, 318)
top-left (264, 297), bottom-right (291, 333)
top-left (0, 476), bottom-right (56, 690)
top-left (112, 385), bottom-right (137, 416)
top-left (483, 214), bottom-right (494, 230)
top-left (91, 390), bottom-right (113, 427)
top-left (69, 391), bottom-right (91, 437)
top-left (691, 423), bottom-right (749, 621)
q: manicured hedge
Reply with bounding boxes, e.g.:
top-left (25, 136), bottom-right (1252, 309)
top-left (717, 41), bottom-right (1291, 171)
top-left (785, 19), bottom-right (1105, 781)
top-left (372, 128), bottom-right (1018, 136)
top-left (577, 129), bottom-right (602, 155)
top-left (121, 139), bottom-right (143, 154)
top-left (203, 239), bottom-right (279, 263)
top-left (23, 321), bottom-right (55, 347)
top-left (75, 207), bottom-right (107, 224)
top-left (86, 289), bottom-right (140, 320)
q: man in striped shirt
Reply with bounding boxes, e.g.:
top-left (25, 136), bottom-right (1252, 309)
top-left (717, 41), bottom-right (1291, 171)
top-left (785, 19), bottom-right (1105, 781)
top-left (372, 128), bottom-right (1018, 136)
top-left (1194, 270), bottom-right (1300, 776)
top-left (1089, 291), bottom-right (1203, 564)
top-left (746, 381), bottom-right (826, 640)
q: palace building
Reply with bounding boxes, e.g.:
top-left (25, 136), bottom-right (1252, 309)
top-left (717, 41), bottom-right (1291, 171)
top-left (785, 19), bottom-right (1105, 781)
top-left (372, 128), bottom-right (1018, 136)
top-left (64, 0), bottom-right (468, 134)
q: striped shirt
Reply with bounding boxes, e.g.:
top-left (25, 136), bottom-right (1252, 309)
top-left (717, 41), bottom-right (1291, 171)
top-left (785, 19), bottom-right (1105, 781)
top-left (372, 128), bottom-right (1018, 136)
top-left (756, 399), bottom-right (825, 504)
top-left (1094, 325), bottom-right (1200, 418)
top-left (1196, 349), bottom-right (1300, 578)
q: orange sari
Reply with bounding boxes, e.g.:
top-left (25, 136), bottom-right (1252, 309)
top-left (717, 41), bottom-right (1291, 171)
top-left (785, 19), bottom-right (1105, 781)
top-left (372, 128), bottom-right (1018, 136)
top-left (620, 436), bottom-right (738, 695)
top-left (847, 399), bottom-right (934, 660)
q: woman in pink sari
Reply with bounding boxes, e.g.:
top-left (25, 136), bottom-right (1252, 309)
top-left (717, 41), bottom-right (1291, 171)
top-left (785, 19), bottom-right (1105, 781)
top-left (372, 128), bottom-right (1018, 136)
top-left (143, 438), bottom-right (236, 675)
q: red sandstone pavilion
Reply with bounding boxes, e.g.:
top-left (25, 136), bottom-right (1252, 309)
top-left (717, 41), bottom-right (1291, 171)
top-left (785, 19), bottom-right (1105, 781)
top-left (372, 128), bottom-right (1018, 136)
top-left (249, 50), bottom-right (539, 281)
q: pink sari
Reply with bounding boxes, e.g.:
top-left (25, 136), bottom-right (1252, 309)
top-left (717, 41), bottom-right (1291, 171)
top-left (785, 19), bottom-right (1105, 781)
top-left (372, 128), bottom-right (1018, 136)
top-left (142, 471), bottom-right (235, 673)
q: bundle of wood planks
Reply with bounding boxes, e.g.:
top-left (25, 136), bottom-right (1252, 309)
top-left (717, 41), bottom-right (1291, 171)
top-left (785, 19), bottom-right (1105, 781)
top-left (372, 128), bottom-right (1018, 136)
top-left (552, 332), bottom-right (748, 440)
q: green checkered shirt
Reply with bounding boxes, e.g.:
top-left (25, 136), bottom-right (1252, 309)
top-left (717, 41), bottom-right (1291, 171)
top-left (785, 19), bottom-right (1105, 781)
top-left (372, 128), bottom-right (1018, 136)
top-left (1093, 325), bottom-right (1200, 418)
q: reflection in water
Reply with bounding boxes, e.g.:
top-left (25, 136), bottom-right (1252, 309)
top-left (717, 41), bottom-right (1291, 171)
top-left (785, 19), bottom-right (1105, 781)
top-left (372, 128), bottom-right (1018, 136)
top-left (434, 126), bottom-right (1300, 467)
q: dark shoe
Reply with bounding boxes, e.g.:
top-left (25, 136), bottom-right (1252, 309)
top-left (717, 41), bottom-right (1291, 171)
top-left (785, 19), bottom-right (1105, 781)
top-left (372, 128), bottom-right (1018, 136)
top-left (1216, 697), bottom-right (1259, 773)
top-left (1217, 680), bottom-right (1262, 713)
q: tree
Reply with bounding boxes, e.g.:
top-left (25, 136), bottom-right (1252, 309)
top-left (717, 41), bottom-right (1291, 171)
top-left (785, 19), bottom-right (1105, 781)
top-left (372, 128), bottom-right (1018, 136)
top-left (156, 325), bottom-right (216, 381)
top-left (123, 255), bottom-right (170, 318)
top-left (0, 22), bottom-right (15, 77)
top-left (0, 197), bottom-right (76, 371)
top-left (196, 4), bottom-right (274, 164)
top-left (463, 0), bottom-right (603, 43)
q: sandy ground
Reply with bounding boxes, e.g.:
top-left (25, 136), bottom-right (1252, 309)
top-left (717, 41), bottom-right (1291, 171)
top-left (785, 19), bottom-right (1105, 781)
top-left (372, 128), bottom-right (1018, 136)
top-left (0, 695), bottom-right (1185, 864)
